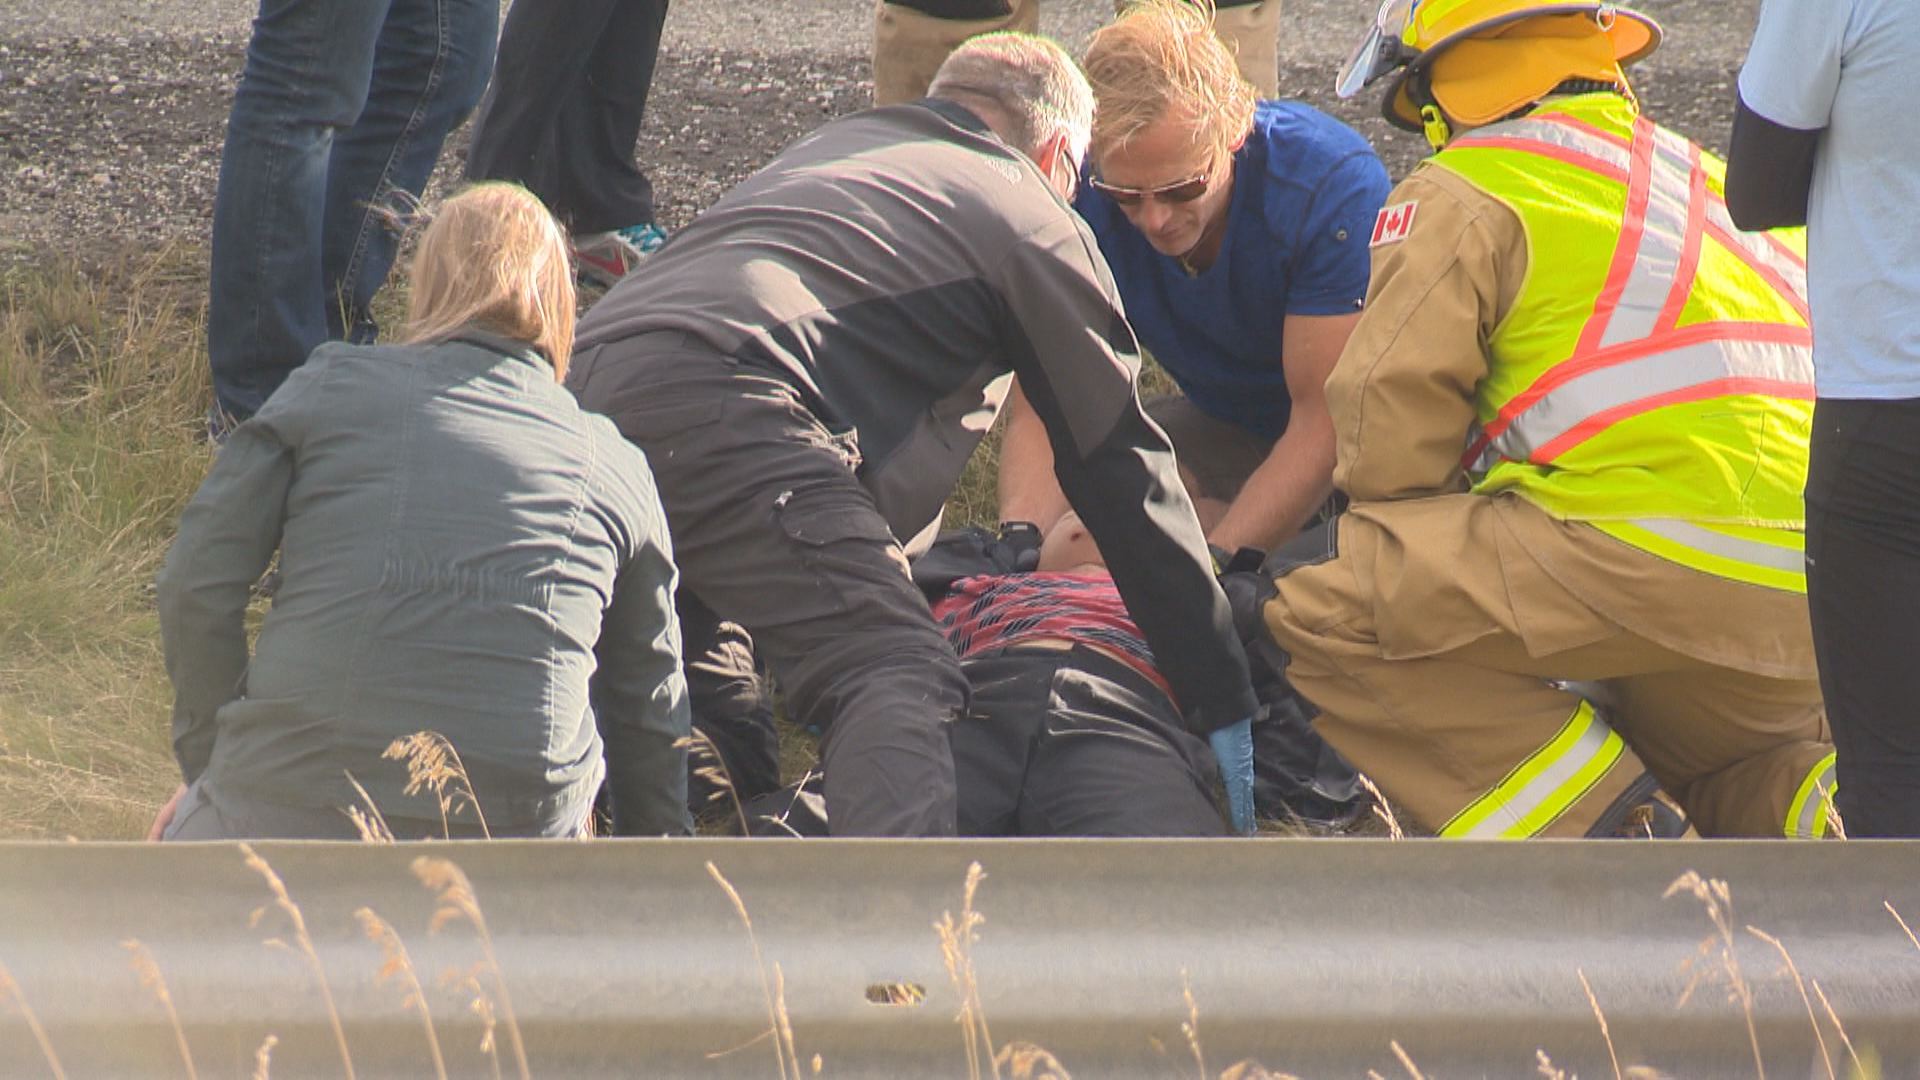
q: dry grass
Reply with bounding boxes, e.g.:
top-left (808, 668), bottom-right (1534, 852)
top-left (0, 955), bottom-right (67, 1079)
top-left (383, 731), bottom-right (489, 839)
top-left (412, 855), bottom-right (530, 1080)
top-left (706, 860), bottom-right (805, 1080)
top-left (241, 842), bottom-right (355, 1080)
top-left (0, 253), bottom-right (214, 839)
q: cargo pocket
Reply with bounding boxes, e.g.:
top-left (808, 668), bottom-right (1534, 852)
top-left (773, 487), bottom-right (910, 619)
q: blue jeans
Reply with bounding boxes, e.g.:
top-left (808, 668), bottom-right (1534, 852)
top-left (206, 0), bottom-right (496, 424)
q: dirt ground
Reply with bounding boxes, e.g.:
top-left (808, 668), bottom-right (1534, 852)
top-left (1, 0), bottom-right (1760, 267)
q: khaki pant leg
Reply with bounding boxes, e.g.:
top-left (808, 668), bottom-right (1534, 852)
top-left (1143, 393), bottom-right (1274, 503)
top-left (872, 0), bottom-right (1041, 107)
top-left (1210, 1), bottom-right (1282, 97)
top-left (1264, 507), bottom-right (1649, 837)
top-left (1608, 667), bottom-right (1835, 837)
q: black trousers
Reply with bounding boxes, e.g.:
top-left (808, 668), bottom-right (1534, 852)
top-left (1806, 397), bottom-right (1920, 837)
top-left (742, 646), bottom-right (1227, 837)
top-left (465, 0), bottom-right (667, 233)
top-left (953, 647), bottom-right (1225, 837)
top-left (572, 339), bottom-right (967, 836)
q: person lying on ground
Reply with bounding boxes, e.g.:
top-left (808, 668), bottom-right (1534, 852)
top-left (997, 0), bottom-right (1390, 556)
top-left (151, 183), bottom-right (690, 841)
top-left (742, 509), bottom-right (1365, 838)
top-left (568, 32), bottom-right (1258, 837)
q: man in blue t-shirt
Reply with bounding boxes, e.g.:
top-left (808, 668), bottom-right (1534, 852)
top-left (996, 0), bottom-right (1391, 556)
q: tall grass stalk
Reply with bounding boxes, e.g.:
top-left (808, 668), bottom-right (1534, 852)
top-left (0, 956), bottom-right (68, 1080)
top-left (1663, 870), bottom-right (1762, 1080)
top-left (1576, 968), bottom-right (1623, 1080)
top-left (251, 1034), bottom-right (279, 1080)
top-left (704, 860), bottom-right (802, 1080)
top-left (122, 939), bottom-right (197, 1080)
top-left (936, 861), bottom-right (998, 1080)
top-left (1885, 902), bottom-right (1920, 955)
top-left (1744, 926), bottom-right (1835, 1080)
top-left (354, 907), bottom-right (448, 1080)
top-left (412, 856), bottom-right (528, 1080)
top-left (240, 843), bottom-right (354, 1080)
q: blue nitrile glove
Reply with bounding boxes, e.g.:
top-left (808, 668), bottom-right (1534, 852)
top-left (1209, 717), bottom-right (1258, 835)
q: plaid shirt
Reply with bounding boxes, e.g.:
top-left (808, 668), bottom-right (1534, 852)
top-left (932, 572), bottom-right (1171, 701)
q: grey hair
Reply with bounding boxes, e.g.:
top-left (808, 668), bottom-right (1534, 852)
top-left (928, 31), bottom-right (1094, 164)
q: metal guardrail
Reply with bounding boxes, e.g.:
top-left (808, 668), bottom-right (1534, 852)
top-left (1, 839), bottom-right (1916, 1077)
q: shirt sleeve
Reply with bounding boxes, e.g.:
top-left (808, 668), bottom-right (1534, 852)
top-left (155, 366), bottom-right (316, 783)
top-left (1285, 151), bottom-right (1394, 316)
top-left (991, 212), bottom-right (1258, 733)
top-left (589, 448), bottom-right (694, 837)
top-left (1329, 169), bottom-right (1515, 502)
top-left (1737, 0), bottom-right (1851, 131)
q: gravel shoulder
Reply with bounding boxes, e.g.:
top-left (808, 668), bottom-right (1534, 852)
top-left (0, 0), bottom-right (1760, 266)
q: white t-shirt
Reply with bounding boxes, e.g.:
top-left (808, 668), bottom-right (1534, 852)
top-left (1739, 0), bottom-right (1920, 399)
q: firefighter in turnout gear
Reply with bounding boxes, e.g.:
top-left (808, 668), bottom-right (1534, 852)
top-left (1242, 0), bottom-right (1838, 838)
top-left (872, 0), bottom-right (1285, 105)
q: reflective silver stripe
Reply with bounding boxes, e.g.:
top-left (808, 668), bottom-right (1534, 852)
top-left (1470, 115), bottom-right (1631, 172)
top-left (1450, 710), bottom-right (1618, 838)
top-left (1624, 518), bottom-right (1805, 574)
top-left (1704, 198), bottom-right (1810, 302)
top-left (1482, 337), bottom-right (1813, 465)
top-left (1600, 127), bottom-right (1695, 348)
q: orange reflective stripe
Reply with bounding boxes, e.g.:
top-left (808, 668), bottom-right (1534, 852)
top-left (1463, 322), bottom-right (1813, 470)
top-left (1450, 113), bottom-right (1814, 475)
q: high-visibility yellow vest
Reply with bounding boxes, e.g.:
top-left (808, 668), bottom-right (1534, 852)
top-left (1432, 95), bottom-right (1814, 592)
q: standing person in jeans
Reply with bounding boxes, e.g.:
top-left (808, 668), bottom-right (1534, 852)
top-left (466, 0), bottom-right (673, 288)
top-left (1727, 0), bottom-right (1920, 837)
top-left (570, 33), bottom-right (1259, 838)
top-left (154, 185), bottom-right (690, 841)
top-left (205, 0), bottom-right (497, 429)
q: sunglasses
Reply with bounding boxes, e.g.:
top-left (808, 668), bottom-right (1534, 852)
top-left (1088, 169), bottom-right (1213, 207)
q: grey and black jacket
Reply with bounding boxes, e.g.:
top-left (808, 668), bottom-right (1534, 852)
top-left (575, 100), bottom-right (1256, 734)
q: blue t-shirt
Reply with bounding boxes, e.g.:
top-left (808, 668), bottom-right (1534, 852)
top-left (1076, 101), bottom-right (1390, 438)
top-left (1739, 0), bottom-right (1920, 399)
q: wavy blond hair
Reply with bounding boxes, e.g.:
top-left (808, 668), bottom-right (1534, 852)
top-left (1084, 0), bottom-right (1257, 162)
top-left (400, 182), bottom-right (576, 380)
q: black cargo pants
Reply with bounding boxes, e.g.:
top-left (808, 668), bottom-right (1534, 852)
top-left (570, 335), bottom-right (966, 836)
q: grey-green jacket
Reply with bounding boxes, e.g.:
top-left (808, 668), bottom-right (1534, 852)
top-left (157, 332), bottom-right (690, 836)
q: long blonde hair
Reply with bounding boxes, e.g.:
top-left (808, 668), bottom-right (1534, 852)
top-left (400, 183), bottom-right (577, 380)
top-left (1084, 0), bottom-right (1257, 163)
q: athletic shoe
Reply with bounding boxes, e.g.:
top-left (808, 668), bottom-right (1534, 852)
top-left (571, 222), bottom-right (670, 290)
top-left (617, 221), bottom-right (670, 255)
top-left (571, 230), bottom-right (649, 290)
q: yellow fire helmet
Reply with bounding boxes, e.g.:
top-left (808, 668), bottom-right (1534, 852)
top-left (1336, 0), bottom-right (1661, 147)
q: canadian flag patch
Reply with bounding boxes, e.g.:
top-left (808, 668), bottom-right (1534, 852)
top-left (1370, 201), bottom-right (1419, 247)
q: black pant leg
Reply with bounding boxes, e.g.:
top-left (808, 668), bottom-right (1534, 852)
top-left (552, 0), bottom-right (667, 232)
top-left (949, 652), bottom-right (1054, 836)
top-left (465, 0), bottom-right (664, 231)
top-left (1806, 397), bottom-right (1920, 837)
top-left (1019, 648), bottom-right (1227, 837)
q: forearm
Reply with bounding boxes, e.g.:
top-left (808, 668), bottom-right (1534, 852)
top-left (996, 377), bottom-right (1072, 530)
top-left (1208, 412), bottom-right (1337, 552)
top-left (602, 692), bottom-right (693, 836)
top-left (1725, 96), bottom-right (1820, 231)
top-left (595, 552), bottom-right (694, 837)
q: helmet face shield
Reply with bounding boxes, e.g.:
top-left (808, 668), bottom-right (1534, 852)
top-left (1336, 0), bottom-right (1419, 98)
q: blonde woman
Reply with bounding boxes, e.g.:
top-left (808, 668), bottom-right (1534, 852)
top-left (153, 183), bottom-right (690, 841)
top-left (998, 0), bottom-right (1390, 558)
